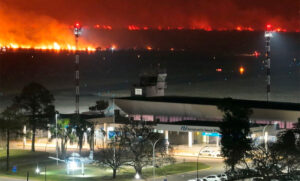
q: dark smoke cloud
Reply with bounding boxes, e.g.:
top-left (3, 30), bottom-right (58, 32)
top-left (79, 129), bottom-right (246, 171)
top-left (2, 0), bottom-right (300, 30)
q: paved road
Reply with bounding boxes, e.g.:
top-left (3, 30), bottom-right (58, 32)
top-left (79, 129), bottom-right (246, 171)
top-left (147, 156), bottom-right (225, 181)
top-left (0, 177), bottom-right (28, 181)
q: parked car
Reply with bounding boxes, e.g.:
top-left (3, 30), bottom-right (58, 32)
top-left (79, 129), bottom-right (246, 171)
top-left (217, 173), bottom-right (228, 180)
top-left (187, 178), bottom-right (207, 181)
top-left (200, 149), bottom-right (221, 157)
top-left (203, 175), bottom-right (221, 181)
top-left (211, 150), bottom-right (221, 157)
top-left (199, 149), bottom-right (213, 156)
top-left (250, 177), bottom-right (264, 181)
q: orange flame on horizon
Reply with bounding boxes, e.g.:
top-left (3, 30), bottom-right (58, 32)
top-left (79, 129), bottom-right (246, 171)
top-left (0, 3), bottom-right (97, 52)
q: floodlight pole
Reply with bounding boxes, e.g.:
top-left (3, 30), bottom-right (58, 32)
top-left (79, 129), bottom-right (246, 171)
top-left (265, 25), bottom-right (272, 101)
top-left (55, 113), bottom-right (58, 166)
top-left (113, 95), bottom-right (116, 170)
top-left (74, 23), bottom-right (82, 115)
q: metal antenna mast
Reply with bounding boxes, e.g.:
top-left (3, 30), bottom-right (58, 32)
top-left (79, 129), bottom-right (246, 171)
top-left (74, 23), bottom-right (82, 114)
top-left (265, 24), bottom-right (272, 101)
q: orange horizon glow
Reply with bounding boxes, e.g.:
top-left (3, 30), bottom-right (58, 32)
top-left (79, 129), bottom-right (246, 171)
top-left (0, 42), bottom-right (96, 52)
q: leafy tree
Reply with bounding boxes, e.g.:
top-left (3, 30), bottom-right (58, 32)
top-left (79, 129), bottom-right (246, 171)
top-left (95, 131), bottom-right (127, 179)
top-left (89, 100), bottom-right (109, 111)
top-left (118, 121), bottom-right (170, 176)
top-left (218, 98), bottom-right (253, 173)
top-left (14, 82), bottom-right (55, 152)
top-left (239, 120), bottom-right (300, 180)
top-left (0, 104), bottom-right (25, 171)
top-left (246, 144), bottom-right (283, 180)
top-left (274, 130), bottom-right (300, 175)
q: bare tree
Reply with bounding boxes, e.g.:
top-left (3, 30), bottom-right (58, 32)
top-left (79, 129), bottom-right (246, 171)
top-left (118, 121), bottom-right (170, 176)
top-left (95, 132), bottom-right (127, 179)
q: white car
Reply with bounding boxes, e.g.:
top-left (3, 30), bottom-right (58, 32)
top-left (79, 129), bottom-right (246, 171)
top-left (217, 173), bottom-right (228, 181)
top-left (250, 177), bottom-right (264, 181)
top-left (187, 178), bottom-right (206, 181)
top-left (200, 149), bottom-right (221, 157)
top-left (211, 151), bottom-right (222, 157)
top-left (199, 149), bottom-right (214, 156)
top-left (203, 175), bottom-right (221, 181)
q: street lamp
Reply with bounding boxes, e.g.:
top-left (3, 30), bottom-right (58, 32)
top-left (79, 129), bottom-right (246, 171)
top-left (262, 124), bottom-right (268, 152)
top-left (135, 173), bottom-right (141, 179)
top-left (149, 138), bottom-right (168, 181)
top-left (35, 164), bottom-right (40, 174)
top-left (196, 146), bottom-right (207, 181)
top-left (197, 152), bottom-right (200, 181)
top-left (262, 122), bottom-right (278, 152)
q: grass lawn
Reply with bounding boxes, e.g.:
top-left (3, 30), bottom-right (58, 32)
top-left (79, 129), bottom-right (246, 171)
top-left (0, 150), bottom-right (209, 180)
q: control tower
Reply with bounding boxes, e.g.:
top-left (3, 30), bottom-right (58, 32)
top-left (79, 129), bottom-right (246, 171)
top-left (132, 68), bottom-right (167, 97)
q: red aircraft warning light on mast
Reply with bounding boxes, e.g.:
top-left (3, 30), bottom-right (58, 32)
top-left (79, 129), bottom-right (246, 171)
top-left (74, 23), bottom-right (82, 115)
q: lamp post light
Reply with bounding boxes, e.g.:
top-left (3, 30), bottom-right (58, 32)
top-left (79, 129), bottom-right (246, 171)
top-left (262, 125), bottom-right (268, 152)
top-left (196, 146), bottom-right (207, 181)
top-left (44, 165), bottom-right (47, 181)
top-left (150, 138), bottom-right (168, 181)
top-left (135, 172), bottom-right (141, 180)
top-left (35, 164), bottom-right (40, 175)
top-left (262, 122), bottom-right (278, 152)
top-left (197, 152), bottom-right (200, 181)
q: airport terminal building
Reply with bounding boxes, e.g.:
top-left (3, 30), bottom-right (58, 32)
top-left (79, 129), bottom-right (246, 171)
top-left (77, 70), bottom-right (300, 155)
top-left (112, 96), bottom-right (300, 154)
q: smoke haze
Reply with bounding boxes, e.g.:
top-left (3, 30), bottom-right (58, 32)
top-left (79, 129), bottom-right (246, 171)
top-left (0, 0), bottom-right (299, 49)
top-left (2, 0), bottom-right (299, 29)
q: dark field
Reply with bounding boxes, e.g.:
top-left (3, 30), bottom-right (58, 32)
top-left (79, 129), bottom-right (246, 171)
top-left (0, 31), bottom-right (299, 113)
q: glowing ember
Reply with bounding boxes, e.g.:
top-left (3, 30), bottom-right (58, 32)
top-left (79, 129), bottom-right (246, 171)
top-left (128, 25), bottom-right (141, 30)
top-left (236, 26), bottom-right (242, 31)
top-left (216, 68), bottom-right (223, 72)
top-left (146, 46), bottom-right (152, 50)
top-left (110, 45), bottom-right (117, 51)
top-left (239, 67), bottom-right (245, 74)
top-left (253, 51), bottom-right (260, 57)
top-left (266, 24), bottom-right (272, 30)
